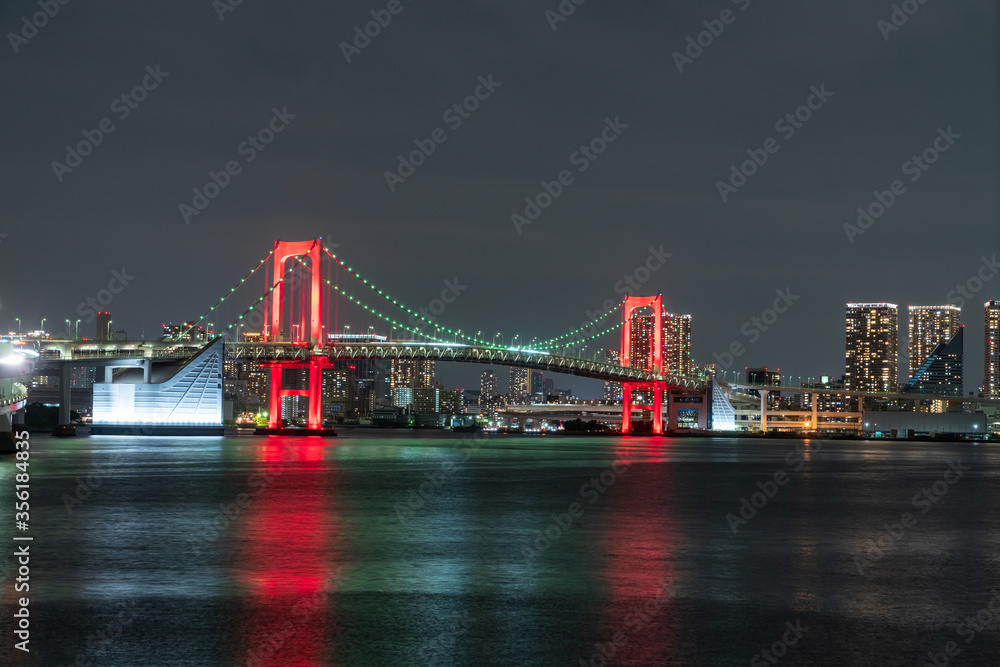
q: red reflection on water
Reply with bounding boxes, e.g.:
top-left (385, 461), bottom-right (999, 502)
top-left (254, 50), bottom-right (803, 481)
top-left (233, 438), bottom-right (345, 667)
top-left (592, 439), bottom-right (679, 665)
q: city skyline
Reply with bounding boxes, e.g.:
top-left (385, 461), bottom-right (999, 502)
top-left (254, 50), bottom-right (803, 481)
top-left (11, 294), bottom-right (1000, 400)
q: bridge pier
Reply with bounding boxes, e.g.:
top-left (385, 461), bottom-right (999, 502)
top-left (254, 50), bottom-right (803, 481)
top-left (654, 386), bottom-right (664, 434)
top-left (54, 363), bottom-right (76, 437)
top-left (759, 389), bottom-right (769, 434)
top-left (257, 356), bottom-right (336, 436)
top-left (621, 382), bottom-right (665, 435)
top-left (622, 385), bottom-right (632, 433)
top-left (267, 365), bottom-right (282, 428)
top-left (811, 393), bottom-right (818, 431)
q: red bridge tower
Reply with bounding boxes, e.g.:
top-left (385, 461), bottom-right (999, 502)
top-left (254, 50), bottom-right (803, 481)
top-left (620, 295), bottom-right (667, 435)
top-left (258, 239), bottom-right (334, 434)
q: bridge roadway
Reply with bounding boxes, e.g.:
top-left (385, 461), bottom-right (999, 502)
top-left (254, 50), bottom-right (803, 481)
top-left (229, 342), bottom-right (707, 388)
top-left (726, 382), bottom-right (1000, 407)
top-left (29, 340), bottom-right (1000, 405)
top-left (32, 339), bottom-right (707, 388)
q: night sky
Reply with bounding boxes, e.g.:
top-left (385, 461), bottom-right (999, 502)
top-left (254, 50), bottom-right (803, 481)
top-left (3, 0), bottom-right (997, 396)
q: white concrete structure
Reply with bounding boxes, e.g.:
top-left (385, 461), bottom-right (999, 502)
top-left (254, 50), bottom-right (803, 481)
top-left (92, 340), bottom-right (223, 435)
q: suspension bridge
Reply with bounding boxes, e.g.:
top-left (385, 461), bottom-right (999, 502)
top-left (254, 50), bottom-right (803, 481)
top-left (10, 237), bottom-right (996, 437)
top-left (19, 238), bottom-right (706, 436)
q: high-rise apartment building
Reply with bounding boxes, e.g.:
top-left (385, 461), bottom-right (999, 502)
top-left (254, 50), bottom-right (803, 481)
top-left (630, 312), bottom-right (691, 374)
top-left (322, 367), bottom-right (354, 420)
top-left (629, 313), bottom-right (655, 371)
top-left (390, 359), bottom-right (435, 390)
top-left (480, 370), bottom-right (500, 414)
top-left (509, 367), bottom-right (530, 404)
top-left (984, 301), bottom-right (999, 399)
top-left (903, 327), bottom-right (964, 398)
top-left (530, 371), bottom-right (544, 402)
top-left (664, 313), bottom-right (692, 375)
top-left (603, 349), bottom-right (623, 403)
top-left (480, 370), bottom-right (498, 404)
top-left (907, 305), bottom-right (961, 380)
top-left (845, 303), bottom-right (899, 392)
top-left (390, 359), bottom-right (412, 390)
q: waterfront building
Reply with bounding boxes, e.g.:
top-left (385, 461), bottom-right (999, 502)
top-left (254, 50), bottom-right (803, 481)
top-left (845, 303), bottom-right (899, 392)
top-left (664, 313), bottom-right (692, 375)
top-left (907, 305), bottom-right (961, 379)
top-left (509, 367), bottom-right (530, 404)
top-left (390, 359), bottom-right (435, 390)
top-left (603, 349), bottom-right (623, 403)
top-left (986, 301), bottom-right (999, 399)
top-left (903, 327), bottom-right (964, 398)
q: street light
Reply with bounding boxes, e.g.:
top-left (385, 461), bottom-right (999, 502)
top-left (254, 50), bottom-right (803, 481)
top-left (40, 318), bottom-right (46, 332)
top-left (75, 319), bottom-right (80, 339)
top-left (513, 334), bottom-right (520, 349)
top-left (15, 318), bottom-right (20, 334)
top-left (493, 332), bottom-right (501, 347)
top-left (107, 320), bottom-right (113, 339)
top-left (65, 319), bottom-right (70, 339)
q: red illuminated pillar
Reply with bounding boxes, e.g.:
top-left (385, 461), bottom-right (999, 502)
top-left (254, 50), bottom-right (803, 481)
top-left (268, 364), bottom-right (282, 428)
top-left (309, 242), bottom-right (323, 347)
top-left (307, 357), bottom-right (326, 430)
top-left (622, 383), bottom-right (633, 433)
top-left (653, 385), bottom-right (664, 435)
top-left (271, 275), bottom-right (285, 342)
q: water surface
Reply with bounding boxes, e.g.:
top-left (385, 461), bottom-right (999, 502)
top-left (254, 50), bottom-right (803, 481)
top-left (2, 432), bottom-right (998, 666)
